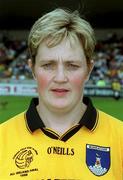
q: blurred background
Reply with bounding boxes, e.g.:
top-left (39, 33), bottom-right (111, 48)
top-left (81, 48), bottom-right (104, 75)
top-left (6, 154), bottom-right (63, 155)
top-left (0, 0), bottom-right (123, 123)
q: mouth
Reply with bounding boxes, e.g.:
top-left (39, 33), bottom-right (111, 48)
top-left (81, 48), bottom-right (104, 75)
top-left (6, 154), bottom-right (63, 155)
top-left (51, 88), bottom-right (70, 96)
top-left (51, 88), bottom-right (69, 92)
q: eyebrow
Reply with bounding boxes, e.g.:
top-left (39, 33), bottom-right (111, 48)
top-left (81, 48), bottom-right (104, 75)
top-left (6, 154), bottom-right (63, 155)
top-left (39, 60), bottom-right (56, 63)
top-left (39, 59), bottom-right (82, 63)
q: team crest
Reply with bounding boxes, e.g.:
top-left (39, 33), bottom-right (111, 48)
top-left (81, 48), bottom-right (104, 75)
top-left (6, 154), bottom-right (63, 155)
top-left (86, 144), bottom-right (110, 176)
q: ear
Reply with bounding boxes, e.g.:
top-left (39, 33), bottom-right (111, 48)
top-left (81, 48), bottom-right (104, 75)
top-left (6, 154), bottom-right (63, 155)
top-left (28, 58), bottom-right (33, 68)
top-left (89, 59), bottom-right (94, 73)
top-left (86, 59), bottom-right (94, 82)
top-left (28, 59), bottom-right (36, 80)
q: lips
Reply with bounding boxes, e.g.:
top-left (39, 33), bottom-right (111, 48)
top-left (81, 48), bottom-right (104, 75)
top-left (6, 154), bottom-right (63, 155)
top-left (51, 89), bottom-right (69, 92)
top-left (51, 88), bottom-right (70, 96)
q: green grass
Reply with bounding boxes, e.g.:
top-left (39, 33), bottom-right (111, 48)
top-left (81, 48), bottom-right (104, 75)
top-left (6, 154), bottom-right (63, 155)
top-left (0, 96), bottom-right (32, 124)
top-left (92, 97), bottom-right (123, 121)
top-left (0, 96), bottom-right (123, 124)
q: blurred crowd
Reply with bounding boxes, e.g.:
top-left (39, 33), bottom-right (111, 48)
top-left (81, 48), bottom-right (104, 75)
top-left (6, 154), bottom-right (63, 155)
top-left (0, 33), bottom-right (123, 87)
top-left (0, 35), bottom-right (32, 81)
top-left (90, 33), bottom-right (123, 87)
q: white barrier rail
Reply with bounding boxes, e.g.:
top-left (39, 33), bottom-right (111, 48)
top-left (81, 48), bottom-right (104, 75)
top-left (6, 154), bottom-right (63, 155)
top-left (0, 83), bottom-right (37, 96)
top-left (0, 83), bottom-right (123, 97)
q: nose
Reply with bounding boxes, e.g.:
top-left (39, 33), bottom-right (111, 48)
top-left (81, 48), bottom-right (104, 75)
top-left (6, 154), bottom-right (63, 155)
top-left (53, 64), bottom-right (68, 83)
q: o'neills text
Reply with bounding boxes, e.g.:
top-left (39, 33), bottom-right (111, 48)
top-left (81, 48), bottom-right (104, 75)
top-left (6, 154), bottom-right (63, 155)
top-left (47, 146), bottom-right (74, 156)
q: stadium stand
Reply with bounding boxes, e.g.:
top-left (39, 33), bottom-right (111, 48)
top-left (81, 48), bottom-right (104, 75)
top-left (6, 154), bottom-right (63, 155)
top-left (90, 33), bottom-right (123, 86)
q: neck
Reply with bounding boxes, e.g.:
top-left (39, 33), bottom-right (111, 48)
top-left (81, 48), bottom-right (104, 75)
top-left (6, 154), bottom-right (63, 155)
top-left (37, 99), bottom-right (86, 135)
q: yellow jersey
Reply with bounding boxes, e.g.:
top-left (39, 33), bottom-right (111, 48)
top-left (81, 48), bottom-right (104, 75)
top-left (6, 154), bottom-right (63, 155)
top-left (0, 97), bottom-right (123, 180)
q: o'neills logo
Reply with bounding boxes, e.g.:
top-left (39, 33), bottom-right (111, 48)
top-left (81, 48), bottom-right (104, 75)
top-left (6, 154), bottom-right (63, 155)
top-left (47, 146), bottom-right (74, 156)
top-left (13, 147), bottom-right (38, 169)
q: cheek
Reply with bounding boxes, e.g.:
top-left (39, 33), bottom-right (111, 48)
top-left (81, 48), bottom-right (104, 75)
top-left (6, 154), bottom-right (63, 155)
top-left (35, 71), bottom-right (51, 93)
top-left (70, 73), bottom-right (87, 91)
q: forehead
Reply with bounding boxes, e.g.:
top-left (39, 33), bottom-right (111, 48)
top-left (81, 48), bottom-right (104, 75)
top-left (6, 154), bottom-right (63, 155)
top-left (36, 38), bottom-right (86, 61)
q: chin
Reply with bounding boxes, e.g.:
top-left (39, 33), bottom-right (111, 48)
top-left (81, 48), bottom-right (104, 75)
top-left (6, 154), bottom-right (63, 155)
top-left (48, 102), bottom-right (72, 112)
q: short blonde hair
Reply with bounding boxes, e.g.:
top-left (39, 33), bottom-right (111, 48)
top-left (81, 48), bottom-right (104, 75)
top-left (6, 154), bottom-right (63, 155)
top-left (28, 8), bottom-right (96, 65)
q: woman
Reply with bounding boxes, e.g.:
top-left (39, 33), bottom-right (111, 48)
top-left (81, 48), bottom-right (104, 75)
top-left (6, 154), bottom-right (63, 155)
top-left (0, 8), bottom-right (123, 179)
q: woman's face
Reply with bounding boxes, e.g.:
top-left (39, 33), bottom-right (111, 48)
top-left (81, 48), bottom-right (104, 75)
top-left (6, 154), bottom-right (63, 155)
top-left (31, 38), bottom-right (93, 113)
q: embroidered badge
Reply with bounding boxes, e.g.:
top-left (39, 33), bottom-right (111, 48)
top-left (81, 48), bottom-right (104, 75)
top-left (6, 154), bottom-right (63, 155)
top-left (13, 147), bottom-right (38, 169)
top-left (86, 144), bottom-right (110, 176)
top-left (10, 147), bottom-right (39, 177)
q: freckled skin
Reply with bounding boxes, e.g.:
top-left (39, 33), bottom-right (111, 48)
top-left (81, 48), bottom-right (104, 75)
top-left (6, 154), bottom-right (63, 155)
top-left (33, 38), bottom-right (93, 112)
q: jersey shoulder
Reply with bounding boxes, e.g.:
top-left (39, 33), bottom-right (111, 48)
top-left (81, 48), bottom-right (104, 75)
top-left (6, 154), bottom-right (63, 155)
top-left (0, 111), bottom-right (25, 131)
top-left (98, 109), bottom-right (123, 123)
top-left (97, 109), bottom-right (123, 133)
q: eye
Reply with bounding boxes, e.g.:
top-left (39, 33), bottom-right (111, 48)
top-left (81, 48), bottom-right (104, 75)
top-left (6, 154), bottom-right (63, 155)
top-left (66, 63), bottom-right (80, 70)
top-left (41, 63), bottom-right (56, 70)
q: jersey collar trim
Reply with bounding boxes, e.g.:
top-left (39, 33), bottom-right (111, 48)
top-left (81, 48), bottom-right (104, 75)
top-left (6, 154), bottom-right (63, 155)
top-left (81, 97), bottom-right (97, 131)
top-left (26, 98), bottom-right (45, 132)
top-left (26, 97), bottom-right (97, 134)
